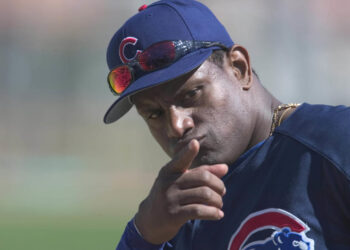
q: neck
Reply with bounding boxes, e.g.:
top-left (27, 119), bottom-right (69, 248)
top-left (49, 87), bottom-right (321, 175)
top-left (246, 82), bottom-right (281, 150)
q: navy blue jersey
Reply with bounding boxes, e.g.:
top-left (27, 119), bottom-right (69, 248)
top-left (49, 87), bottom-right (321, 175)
top-left (117, 103), bottom-right (350, 250)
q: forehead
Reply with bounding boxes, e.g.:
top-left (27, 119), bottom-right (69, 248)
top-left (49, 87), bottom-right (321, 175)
top-left (132, 60), bottom-right (217, 105)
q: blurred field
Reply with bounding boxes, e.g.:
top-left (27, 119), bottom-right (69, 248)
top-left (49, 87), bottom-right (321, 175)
top-left (0, 143), bottom-right (165, 249)
top-left (0, 214), bottom-right (125, 249)
top-left (1, 0), bottom-right (349, 249)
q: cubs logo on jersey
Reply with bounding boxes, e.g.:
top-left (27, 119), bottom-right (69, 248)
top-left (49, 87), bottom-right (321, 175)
top-left (227, 208), bottom-right (314, 250)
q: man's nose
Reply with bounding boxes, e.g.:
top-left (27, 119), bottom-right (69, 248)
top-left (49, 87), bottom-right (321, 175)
top-left (166, 106), bottom-right (194, 139)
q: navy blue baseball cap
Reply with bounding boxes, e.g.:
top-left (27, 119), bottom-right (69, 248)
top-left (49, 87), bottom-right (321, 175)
top-left (104, 0), bottom-right (234, 124)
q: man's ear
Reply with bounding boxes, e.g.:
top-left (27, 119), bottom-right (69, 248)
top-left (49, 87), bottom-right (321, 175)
top-left (227, 45), bottom-right (252, 90)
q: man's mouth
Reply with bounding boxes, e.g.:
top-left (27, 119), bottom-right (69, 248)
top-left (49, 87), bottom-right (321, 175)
top-left (173, 135), bottom-right (205, 156)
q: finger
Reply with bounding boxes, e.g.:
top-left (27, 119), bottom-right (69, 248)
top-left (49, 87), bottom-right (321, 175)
top-left (165, 139), bottom-right (200, 174)
top-left (177, 186), bottom-right (223, 209)
top-left (176, 167), bottom-right (226, 195)
top-left (178, 204), bottom-right (224, 221)
top-left (206, 164), bottom-right (228, 179)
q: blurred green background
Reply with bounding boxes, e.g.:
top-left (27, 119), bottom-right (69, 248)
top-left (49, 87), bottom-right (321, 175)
top-left (0, 0), bottom-right (349, 249)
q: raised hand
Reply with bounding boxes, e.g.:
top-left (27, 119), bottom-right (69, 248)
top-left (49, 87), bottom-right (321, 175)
top-left (134, 139), bottom-right (228, 244)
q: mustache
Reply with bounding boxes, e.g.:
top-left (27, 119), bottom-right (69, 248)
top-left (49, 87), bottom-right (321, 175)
top-left (172, 135), bottom-right (205, 156)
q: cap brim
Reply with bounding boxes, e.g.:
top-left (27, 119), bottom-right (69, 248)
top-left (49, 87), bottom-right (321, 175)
top-left (104, 47), bottom-right (215, 124)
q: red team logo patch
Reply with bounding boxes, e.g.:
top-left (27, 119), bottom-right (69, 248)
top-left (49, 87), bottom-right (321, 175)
top-left (119, 37), bottom-right (142, 64)
top-left (227, 208), bottom-right (314, 250)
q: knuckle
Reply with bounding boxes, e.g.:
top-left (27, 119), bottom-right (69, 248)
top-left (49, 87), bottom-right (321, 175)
top-left (167, 206), bottom-right (178, 216)
top-left (199, 170), bottom-right (211, 183)
top-left (200, 186), bottom-right (212, 201)
top-left (165, 187), bottom-right (178, 205)
top-left (190, 206), bottom-right (203, 217)
top-left (165, 196), bottom-right (180, 215)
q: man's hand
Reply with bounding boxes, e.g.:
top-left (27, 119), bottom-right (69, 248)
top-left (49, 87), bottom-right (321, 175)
top-left (134, 139), bottom-right (228, 244)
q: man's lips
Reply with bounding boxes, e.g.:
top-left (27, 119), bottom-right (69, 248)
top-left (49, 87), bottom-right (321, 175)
top-left (173, 136), bottom-right (205, 156)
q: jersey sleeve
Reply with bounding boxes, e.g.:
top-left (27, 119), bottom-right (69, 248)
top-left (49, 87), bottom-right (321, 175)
top-left (116, 218), bottom-right (168, 250)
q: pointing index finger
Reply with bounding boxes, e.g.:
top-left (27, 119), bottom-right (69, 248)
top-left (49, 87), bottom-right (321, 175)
top-left (167, 139), bottom-right (200, 173)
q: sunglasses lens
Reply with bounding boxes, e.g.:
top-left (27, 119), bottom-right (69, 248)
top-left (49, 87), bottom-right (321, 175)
top-left (139, 41), bottom-right (176, 71)
top-left (108, 65), bottom-right (132, 94)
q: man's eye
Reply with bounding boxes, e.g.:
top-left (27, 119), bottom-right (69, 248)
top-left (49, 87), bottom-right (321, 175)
top-left (185, 86), bottom-right (202, 99)
top-left (148, 110), bottom-right (162, 120)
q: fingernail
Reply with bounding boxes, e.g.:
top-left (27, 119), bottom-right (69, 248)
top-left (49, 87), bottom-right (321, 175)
top-left (188, 139), bottom-right (194, 149)
top-left (219, 210), bottom-right (224, 218)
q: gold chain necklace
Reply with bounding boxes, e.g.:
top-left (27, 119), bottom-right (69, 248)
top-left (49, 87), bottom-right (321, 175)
top-left (269, 103), bottom-right (301, 136)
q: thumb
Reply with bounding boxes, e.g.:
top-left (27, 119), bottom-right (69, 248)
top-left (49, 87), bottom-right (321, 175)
top-left (165, 139), bottom-right (200, 174)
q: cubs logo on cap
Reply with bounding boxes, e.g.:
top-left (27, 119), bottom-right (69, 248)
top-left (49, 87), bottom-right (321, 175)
top-left (119, 37), bottom-right (142, 64)
top-left (227, 208), bottom-right (315, 250)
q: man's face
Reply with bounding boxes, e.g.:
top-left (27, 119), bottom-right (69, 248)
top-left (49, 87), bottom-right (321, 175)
top-left (133, 57), bottom-right (255, 167)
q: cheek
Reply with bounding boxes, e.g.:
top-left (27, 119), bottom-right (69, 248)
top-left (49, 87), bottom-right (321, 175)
top-left (197, 90), bottom-right (235, 126)
top-left (149, 127), bottom-right (172, 157)
top-left (195, 96), bottom-right (252, 163)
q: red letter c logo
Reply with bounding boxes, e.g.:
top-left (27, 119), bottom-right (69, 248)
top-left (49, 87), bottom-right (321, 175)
top-left (119, 37), bottom-right (142, 64)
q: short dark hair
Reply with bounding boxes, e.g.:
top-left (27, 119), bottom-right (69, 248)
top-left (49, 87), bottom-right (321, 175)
top-left (208, 49), bottom-right (259, 80)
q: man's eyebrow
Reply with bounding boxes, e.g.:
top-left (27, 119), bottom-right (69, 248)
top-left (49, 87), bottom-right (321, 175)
top-left (176, 77), bottom-right (208, 94)
top-left (134, 100), bottom-right (158, 113)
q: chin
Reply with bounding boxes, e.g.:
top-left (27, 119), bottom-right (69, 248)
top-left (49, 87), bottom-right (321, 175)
top-left (193, 152), bottom-right (221, 167)
top-left (193, 150), bottom-right (238, 168)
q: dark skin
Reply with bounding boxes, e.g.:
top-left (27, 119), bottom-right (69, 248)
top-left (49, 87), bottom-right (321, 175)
top-left (132, 45), bottom-right (293, 244)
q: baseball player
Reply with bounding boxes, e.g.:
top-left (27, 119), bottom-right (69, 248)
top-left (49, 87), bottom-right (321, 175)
top-left (104, 0), bottom-right (350, 249)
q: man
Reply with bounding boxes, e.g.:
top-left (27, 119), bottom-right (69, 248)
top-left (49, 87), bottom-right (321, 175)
top-left (104, 0), bottom-right (350, 249)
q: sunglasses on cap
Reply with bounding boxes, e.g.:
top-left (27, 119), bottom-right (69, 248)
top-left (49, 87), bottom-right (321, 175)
top-left (107, 40), bottom-right (227, 96)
